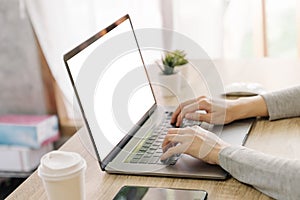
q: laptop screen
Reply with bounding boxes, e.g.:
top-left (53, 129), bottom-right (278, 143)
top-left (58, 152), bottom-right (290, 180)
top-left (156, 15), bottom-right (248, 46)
top-left (64, 15), bottom-right (156, 165)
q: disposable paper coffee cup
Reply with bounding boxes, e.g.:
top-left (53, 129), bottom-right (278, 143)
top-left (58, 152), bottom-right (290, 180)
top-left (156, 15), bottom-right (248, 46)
top-left (38, 151), bottom-right (87, 200)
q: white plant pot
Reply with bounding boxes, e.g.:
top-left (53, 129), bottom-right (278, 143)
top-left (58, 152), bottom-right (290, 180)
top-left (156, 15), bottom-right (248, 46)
top-left (158, 71), bottom-right (182, 97)
top-left (146, 63), bottom-right (192, 98)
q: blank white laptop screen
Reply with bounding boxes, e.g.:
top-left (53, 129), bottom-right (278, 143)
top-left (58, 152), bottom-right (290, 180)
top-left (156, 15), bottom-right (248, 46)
top-left (66, 17), bottom-right (155, 161)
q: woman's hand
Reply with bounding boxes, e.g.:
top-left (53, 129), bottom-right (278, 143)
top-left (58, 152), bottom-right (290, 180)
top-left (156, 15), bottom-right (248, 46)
top-left (171, 96), bottom-right (236, 127)
top-left (171, 95), bottom-right (268, 127)
top-left (160, 126), bottom-right (230, 165)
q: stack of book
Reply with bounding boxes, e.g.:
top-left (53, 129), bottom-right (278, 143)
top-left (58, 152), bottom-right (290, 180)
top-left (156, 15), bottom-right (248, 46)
top-left (0, 115), bottom-right (59, 173)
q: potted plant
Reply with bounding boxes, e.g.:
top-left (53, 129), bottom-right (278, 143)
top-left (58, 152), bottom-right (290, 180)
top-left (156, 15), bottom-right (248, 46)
top-left (156, 50), bottom-right (188, 75)
top-left (153, 50), bottom-right (188, 96)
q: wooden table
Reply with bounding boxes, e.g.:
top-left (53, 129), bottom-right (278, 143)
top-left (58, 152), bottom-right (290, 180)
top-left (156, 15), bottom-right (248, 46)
top-left (8, 59), bottom-right (300, 200)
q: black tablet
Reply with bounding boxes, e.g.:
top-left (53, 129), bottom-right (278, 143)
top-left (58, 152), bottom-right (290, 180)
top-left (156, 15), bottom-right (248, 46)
top-left (113, 186), bottom-right (207, 200)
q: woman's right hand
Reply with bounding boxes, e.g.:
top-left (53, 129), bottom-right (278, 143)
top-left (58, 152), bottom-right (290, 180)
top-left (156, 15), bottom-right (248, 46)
top-left (171, 95), bottom-right (268, 127)
top-left (161, 126), bottom-right (230, 164)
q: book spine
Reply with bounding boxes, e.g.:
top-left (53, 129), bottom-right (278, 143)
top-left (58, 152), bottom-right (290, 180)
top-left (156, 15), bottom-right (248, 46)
top-left (0, 116), bottom-right (59, 148)
top-left (0, 147), bottom-right (23, 171)
top-left (0, 144), bottom-right (53, 172)
top-left (0, 125), bottom-right (38, 148)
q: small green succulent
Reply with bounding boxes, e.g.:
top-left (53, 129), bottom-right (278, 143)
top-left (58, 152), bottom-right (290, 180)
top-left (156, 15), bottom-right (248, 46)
top-left (159, 50), bottom-right (188, 75)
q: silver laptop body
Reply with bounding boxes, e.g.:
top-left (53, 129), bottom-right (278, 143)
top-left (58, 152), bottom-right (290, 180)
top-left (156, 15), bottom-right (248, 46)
top-left (64, 14), bottom-right (254, 180)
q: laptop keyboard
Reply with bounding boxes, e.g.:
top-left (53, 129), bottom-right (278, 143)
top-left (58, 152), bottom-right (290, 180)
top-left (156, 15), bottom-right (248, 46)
top-left (125, 111), bottom-right (201, 165)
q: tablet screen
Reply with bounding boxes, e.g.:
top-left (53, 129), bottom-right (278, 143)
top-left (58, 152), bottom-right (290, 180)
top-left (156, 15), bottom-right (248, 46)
top-left (113, 186), bottom-right (207, 200)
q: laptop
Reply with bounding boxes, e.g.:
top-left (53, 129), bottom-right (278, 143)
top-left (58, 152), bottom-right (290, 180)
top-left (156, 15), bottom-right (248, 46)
top-left (63, 14), bottom-right (254, 180)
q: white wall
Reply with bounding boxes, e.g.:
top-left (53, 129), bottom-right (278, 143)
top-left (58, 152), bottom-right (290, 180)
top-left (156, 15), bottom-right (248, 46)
top-left (0, 0), bottom-right (46, 114)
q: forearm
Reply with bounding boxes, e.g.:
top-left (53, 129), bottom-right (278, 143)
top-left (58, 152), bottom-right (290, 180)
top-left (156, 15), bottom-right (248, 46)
top-left (229, 85), bottom-right (300, 121)
top-left (219, 146), bottom-right (300, 200)
top-left (261, 86), bottom-right (300, 120)
top-left (229, 95), bottom-right (269, 121)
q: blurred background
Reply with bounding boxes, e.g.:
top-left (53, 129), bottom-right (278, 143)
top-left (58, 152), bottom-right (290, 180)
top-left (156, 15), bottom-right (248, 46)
top-left (1, 0), bottom-right (299, 198)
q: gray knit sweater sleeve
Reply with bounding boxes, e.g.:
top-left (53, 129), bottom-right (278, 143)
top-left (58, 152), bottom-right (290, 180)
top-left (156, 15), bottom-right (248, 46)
top-left (219, 146), bottom-right (300, 200)
top-left (218, 86), bottom-right (300, 199)
top-left (261, 86), bottom-right (300, 120)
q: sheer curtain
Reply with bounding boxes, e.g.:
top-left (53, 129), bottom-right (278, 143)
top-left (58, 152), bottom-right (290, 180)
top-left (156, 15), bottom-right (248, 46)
top-left (25, 0), bottom-right (163, 120)
top-left (171, 0), bottom-right (225, 58)
top-left (223, 0), bottom-right (255, 58)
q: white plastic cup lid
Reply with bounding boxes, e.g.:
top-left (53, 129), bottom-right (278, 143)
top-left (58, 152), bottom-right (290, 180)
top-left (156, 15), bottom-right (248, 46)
top-left (38, 151), bottom-right (86, 180)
